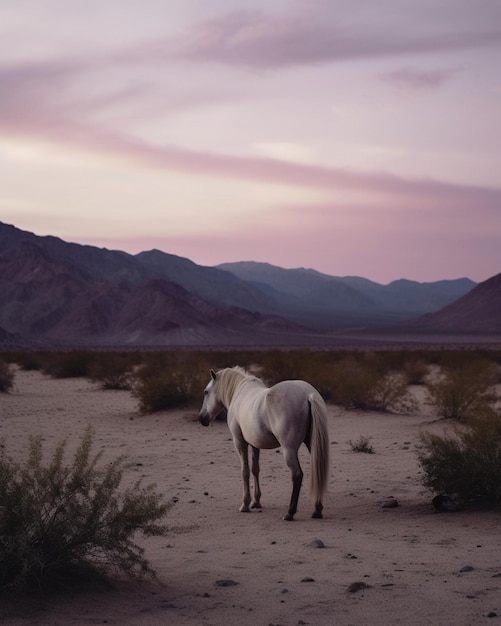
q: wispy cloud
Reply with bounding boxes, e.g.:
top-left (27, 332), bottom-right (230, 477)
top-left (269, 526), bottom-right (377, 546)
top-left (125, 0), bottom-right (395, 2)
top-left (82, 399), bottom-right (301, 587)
top-left (1, 0), bottom-right (500, 282)
top-left (1, 56), bottom-right (499, 218)
top-left (156, 2), bottom-right (501, 69)
top-left (381, 66), bottom-right (459, 91)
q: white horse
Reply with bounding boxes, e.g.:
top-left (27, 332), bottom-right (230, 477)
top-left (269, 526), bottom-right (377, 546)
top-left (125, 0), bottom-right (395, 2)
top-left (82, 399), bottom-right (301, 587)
top-left (198, 366), bottom-right (330, 521)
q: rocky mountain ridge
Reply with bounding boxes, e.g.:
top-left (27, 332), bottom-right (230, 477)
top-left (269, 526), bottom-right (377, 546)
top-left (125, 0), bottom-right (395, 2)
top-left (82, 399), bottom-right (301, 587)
top-left (1, 221), bottom-right (498, 347)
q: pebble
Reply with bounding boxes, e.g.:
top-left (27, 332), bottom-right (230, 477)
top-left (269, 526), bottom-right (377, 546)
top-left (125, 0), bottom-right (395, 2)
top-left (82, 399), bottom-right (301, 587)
top-left (215, 579), bottom-right (239, 587)
top-left (460, 565), bottom-right (474, 573)
top-left (382, 497), bottom-right (399, 508)
top-left (309, 539), bottom-right (326, 548)
top-left (347, 581), bottom-right (371, 593)
top-left (432, 494), bottom-right (458, 512)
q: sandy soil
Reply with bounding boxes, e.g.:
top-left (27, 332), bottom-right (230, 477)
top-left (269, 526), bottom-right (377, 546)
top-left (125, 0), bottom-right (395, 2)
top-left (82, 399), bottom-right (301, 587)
top-left (1, 368), bottom-right (500, 626)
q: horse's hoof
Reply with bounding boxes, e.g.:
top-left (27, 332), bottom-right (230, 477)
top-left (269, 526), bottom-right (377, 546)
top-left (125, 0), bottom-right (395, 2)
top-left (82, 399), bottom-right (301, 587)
top-left (239, 506), bottom-right (251, 513)
top-left (283, 514), bottom-right (294, 521)
top-left (250, 502), bottom-right (262, 509)
top-left (312, 511), bottom-right (323, 519)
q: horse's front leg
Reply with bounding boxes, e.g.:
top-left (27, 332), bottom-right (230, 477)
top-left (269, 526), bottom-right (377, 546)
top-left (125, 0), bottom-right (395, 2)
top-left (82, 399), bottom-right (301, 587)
top-left (234, 438), bottom-right (251, 512)
top-left (250, 446), bottom-right (262, 509)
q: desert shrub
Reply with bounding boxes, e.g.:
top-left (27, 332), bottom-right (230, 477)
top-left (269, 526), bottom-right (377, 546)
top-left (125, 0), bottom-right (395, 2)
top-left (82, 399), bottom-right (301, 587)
top-left (259, 350), bottom-right (343, 401)
top-left (42, 351), bottom-right (96, 379)
top-left (401, 358), bottom-right (430, 385)
top-left (260, 350), bottom-right (313, 385)
top-left (426, 359), bottom-right (498, 422)
top-left (5, 352), bottom-right (46, 371)
top-left (133, 375), bottom-right (189, 413)
top-left (0, 427), bottom-right (169, 593)
top-left (132, 353), bottom-right (210, 413)
top-left (330, 358), bottom-right (417, 413)
top-left (349, 435), bottom-right (374, 454)
top-left (418, 410), bottom-right (501, 505)
top-left (0, 359), bottom-right (15, 393)
top-left (89, 353), bottom-right (134, 390)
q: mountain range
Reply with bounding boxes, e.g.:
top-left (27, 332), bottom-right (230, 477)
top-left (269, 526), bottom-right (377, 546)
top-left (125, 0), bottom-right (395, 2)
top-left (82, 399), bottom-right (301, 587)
top-left (0, 221), bottom-right (498, 348)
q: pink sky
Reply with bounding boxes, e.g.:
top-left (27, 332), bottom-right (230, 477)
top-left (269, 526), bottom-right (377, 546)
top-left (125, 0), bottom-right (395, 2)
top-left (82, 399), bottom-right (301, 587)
top-left (1, 0), bottom-right (500, 284)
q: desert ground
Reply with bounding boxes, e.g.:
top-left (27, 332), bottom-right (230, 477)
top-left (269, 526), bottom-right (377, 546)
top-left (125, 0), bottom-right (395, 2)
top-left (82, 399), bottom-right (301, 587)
top-left (1, 367), bottom-right (500, 626)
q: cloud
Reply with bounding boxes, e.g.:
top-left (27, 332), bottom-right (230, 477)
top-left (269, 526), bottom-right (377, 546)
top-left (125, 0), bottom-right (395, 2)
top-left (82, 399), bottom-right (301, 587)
top-left (1, 59), bottom-right (499, 217)
top-left (159, 2), bottom-right (501, 69)
top-left (381, 66), bottom-right (458, 90)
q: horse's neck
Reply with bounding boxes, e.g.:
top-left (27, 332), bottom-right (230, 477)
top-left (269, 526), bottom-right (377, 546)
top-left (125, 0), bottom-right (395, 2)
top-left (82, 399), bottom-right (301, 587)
top-left (219, 369), bottom-right (258, 407)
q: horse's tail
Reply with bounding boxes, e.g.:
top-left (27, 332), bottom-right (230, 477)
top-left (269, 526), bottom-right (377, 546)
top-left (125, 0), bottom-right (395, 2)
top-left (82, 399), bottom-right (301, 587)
top-left (308, 392), bottom-right (330, 504)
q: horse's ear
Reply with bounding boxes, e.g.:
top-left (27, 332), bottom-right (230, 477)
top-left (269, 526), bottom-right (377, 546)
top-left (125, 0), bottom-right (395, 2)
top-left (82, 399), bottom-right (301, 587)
top-left (210, 369), bottom-right (217, 381)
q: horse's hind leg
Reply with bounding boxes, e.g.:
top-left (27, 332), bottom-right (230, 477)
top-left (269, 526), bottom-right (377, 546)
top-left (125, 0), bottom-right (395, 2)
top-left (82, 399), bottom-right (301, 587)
top-left (250, 446), bottom-right (262, 509)
top-left (312, 500), bottom-right (323, 519)
top-left (283, 447), bottom-right (303, 521)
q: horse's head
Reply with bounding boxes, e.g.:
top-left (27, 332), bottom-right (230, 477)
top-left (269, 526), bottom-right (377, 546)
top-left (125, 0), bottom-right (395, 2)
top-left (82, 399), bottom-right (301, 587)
top-left (198, 369), bottom-right (225, 427)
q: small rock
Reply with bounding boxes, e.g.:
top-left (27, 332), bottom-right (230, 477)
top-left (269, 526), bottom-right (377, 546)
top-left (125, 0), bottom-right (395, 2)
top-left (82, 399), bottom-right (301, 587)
top-left (215, 579), bottom-right (239, 587)
top-left (487, 612), bottom-right (497, 618)
top-left (460, 565), bottom-right (474, 573)
top-left (301, 577), bottom-right (315, 583)
top-left (432, 494), bottom-right (457, 512)
top-left (347, 581), bottom-right (371, 593)
top-left (382, 497), bottom-right (399, 509)
top-left (309, 539), bottom-right (326, 548)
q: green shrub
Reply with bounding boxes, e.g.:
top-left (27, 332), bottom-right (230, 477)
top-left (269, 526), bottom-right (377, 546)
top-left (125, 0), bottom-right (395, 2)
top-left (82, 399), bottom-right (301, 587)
top-left (0, 359), bottom-right (15, 393)
top-left (0, 428), bottom-right (169, 593)
top-left (418, 410), bottom-right (501, 505)
top-left (426, 359), bottom-right (498, 421)
top-left (330, 358), bottom-right (417, 413)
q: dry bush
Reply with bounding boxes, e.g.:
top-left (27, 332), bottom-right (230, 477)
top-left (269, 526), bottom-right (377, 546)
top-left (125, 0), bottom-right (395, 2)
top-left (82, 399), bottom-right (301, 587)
top-left (42, 351), bottom-right (96, 379)
top-left (88, 353), bottom-right (135, 390)
top-left (259, 350), bottom-right (346, 401)
top-left (0, 428), bottom-right (170, 593)
top-left (418, 410), bottom-right (501, 505)
top-left (6, 352), bottom-right (48, 372)
top-left (426, 358), bottom-right (499, 422)
top-left (349, 435), bottom-right (375, 454)
top-left (0, 359), bottom-right (15, 393)
top-left (132, 352), bottom-right (210, 413)
top-left (330, 358), bottom-right (417, 413)
top-left (401, 358), bottom-right (430, 385)
top-left (259, 350), bottom-right (314, 385)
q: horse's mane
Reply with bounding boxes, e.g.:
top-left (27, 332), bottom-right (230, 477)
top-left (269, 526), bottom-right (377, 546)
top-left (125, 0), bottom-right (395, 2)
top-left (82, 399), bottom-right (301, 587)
top-left (216, 366), bottom-right (264, 406)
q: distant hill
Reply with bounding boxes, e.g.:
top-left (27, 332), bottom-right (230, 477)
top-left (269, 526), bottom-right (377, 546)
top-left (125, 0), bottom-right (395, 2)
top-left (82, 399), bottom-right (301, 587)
top-left (0, 222), bottom-right (311, 347)
top-left (217, 261), bottom-right (475, 330)
top-left (0, 221), bottom-right (491, 348)
top-left (406, 273), bottom-right (501, 334)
